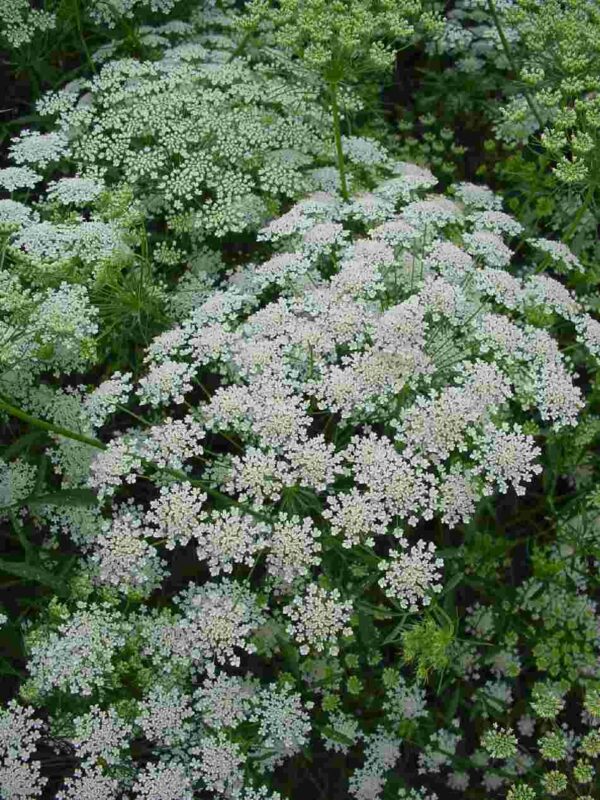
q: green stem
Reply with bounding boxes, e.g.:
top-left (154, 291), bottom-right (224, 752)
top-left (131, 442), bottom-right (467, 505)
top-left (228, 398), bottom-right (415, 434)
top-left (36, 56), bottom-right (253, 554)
top-left (0, 396), bottom-right (272, 524)
top-left (0, 396), bottom-right (105, 450)
top-left (486, 0), bottom-right (544, 130)
top-left (9, 510), bottom-right (33, 561)
top-left (329, 82), bottom-right (349, 201)
top-left (227, 29), bottom-right (253, 63)
top-left (72, 0), bottom-right (96, 75)
top-left (563, 185), bottom-right (594, 243)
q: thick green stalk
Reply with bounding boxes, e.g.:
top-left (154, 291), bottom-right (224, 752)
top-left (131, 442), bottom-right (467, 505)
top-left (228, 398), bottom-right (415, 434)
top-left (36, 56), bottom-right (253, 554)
top-left (563, 185), bottom-right (594, 243)
top-left (0, 396), bottom-right (105, 450)
top-left (227, 29), bottom-right (253, 63)
top-left (72, 0), bottom-right (96, 75)
top-left (329, 82), bottom-right (349, 201)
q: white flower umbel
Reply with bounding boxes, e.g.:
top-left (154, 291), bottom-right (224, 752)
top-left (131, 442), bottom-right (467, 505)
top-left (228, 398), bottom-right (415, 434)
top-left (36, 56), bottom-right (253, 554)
top-left (378, 540), bottom-right (444, 611)
top-left (131, 762), bottom-right (194, 800)
top-left (27, 603), bottom-right (129, 696)
top-left (0, 166), bottom-right (41, 192)
top-left (283, 584), bottom-right (353, 657)
top-left (174, 580), bottom-right (265, 670)
top-left (0, 702), bottom-right (47, 800)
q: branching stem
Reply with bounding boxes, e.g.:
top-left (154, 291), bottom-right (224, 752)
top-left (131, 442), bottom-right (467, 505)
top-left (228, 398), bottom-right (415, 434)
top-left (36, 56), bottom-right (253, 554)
top-left (329, 81), bottom-right (349, 200)
top-left (486, 0), bottom-right (544, 130)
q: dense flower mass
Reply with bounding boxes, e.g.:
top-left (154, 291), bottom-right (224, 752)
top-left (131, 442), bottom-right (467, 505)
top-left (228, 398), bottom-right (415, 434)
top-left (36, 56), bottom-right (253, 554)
top-left (6, 142), bottom-right (594, 795)
top-left (1, 2), bottom-right (599, 800)
top-left (28, 7), bottom-right (331, 241)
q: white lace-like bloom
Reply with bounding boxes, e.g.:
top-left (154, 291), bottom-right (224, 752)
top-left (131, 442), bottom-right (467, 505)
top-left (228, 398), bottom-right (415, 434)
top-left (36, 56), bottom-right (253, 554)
top-left (424, 240), bottom-right (476, 283)
top-left (33, 39), bottom-right (327, 240)
top-left (235, 381), bottom-right (311, 448)
top-left (0, 166), bottom-right (41, 192)
top-left (474, 267), bottom-right (524, 309)
top-left (71, 706), bottom-right (132, 767)
top-left (330, 257), bottom-right (386, 299)
top-left (27, 603), bottom-right (128, 696)
top-left (56, 766), bottom-right (121, 800)
top-left (266, 513), bottom-right (321, 588)
top-left (378, 540), bottom-right (444, 611)
top-left (452, 181), bottom-right (503, 210)
top-left (224, 447), bottom-right (293, 506)
top-left (349, 728), bottom-right (402, 800)
top-left (9, 130), bottom-right (68, 168)
top-left (447, 772), bottom-right (470, 791)
top-left (523, 274), bottom-right (581, 321)
top-left (83, 372), bottom-right (132, 429)
top-left (308, 166), bottom-right (343, 193)
top-left (463, 231), bottom-right (512, 267)
top-left (1, 0), bottom-right (55, 47)
top-left (370, 215), bottom-right (419, 246)
top-left (46, 177), bottom-right (104, 206)
top-left (385, 161), bottom-right (438, 198)
top-left (575, 313), bottom-right (600, 359)
top-left (312, 344), bottom-right (430, 420)
top-left (418, 727), bottom-right (461, 775)
top-left (248, 683), bottom-right (312, 770)
top-left (145, 326), bottom-right (188, 364)
top-left (284, 584), bottom-right (353, 656)
top-left (35, 164), bottom-right (593, 740)
top-left (196, 508), bottom-right (268, 575)
top-left (175, 580), bottom-right (265, 669)
top-left (90, 505), bottom-right (166, 595)
top-left (384, 675), bottom-right (428, 722)
top-left (473, 423), bottom-right (542, 496)
top-left (11, 220), bottom-right (124, 273)
top-left (193, 673), bottom-right (257, 730)
top-left (0, 458), bottom-right (37, 509)
top-left (343, 192), bottom-right (393, 223)
top-left (534, 363), bottom-right (584, 429)
top-left (137, 686), bottom-right (193, 746)
top-left (0, 198), bottom-right (37, 228)
top-left (342, 135), bottom-right (389, 166)
top-left (345, 433), bottom-right (436, 525)
top-left (419, 275), bottom-right (469, 323)
top-left (0, 702), bottom-right (44, 762)
top-left (137, 360), bottom-right (196, 406)
top-left (323, 489), bottom-right (390, 548)
top-left (89, 438), bottom-right (143, 500)
top-left (472, 313), bottom-right (527, 360)
top-left (402, 196), bottom-right (462, 229)
top-left (258, 205), bottom-right (312, 241)
top-left (437, 467), bottom-right (479, 527)
top-left (0, 702), bottom-right (46, 799)
top-left (192, 733), bottom-right (245, 795)
top-left (144, 481), bottom-right (207, 549)
top-left (132, 762), bottom-right (193, 800)
top-left (528, 237), bottom-right (582, 273)
top-left (137, 416), bottom-right (205, 470)
top-left (11, 220), bottom-right (129, 270)
top-left (251, 252), bottom-right (313, 291)
top-left (32, 283), bottom-right (99, 372)
top-left (285, 435), bottom-right (345, 492)
top-left (395, 362), bottom-right (512, 463)
top-left (469, 210), bottom-right (523, 237)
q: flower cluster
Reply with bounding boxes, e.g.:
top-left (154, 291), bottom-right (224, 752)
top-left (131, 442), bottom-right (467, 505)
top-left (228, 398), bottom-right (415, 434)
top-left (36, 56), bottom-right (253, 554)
top-left (1, 4), bottom-right (600, 800)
